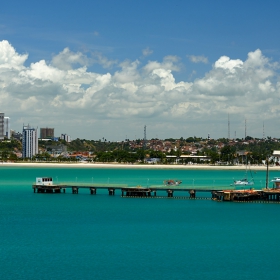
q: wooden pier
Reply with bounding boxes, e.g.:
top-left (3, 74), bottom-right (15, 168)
top-left (32, 183), bottom-right (280, 203)
top-left (32, 182), bottom-right (223, 198)
top-left (32, 182), bottom-right (280, 203)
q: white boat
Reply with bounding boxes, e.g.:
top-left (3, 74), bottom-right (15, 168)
top-left (234, 178), bottom-right (254, 186)
top-left (233, 158), bottom-right (254, 186)
top-left (270, 177), bottom-right (280, 182)
top-left (270, 177), bottom-right (280, 189)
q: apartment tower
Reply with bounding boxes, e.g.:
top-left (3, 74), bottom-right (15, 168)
top-left (0, 113), bottom-right (4, 140)
top-left (60, 133), bottom-right (71, 143)
top-left (22, 125), bottom-right (38, 158)
top-left (4, 117), bottom-right (10, 139)
top-left (40, 128), bottom-right (54, 139)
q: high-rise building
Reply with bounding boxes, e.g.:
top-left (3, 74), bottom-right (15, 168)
top-left (22, 125), bottom-right (38, 158)
top-left (60, 134), bottom-right (71, 143)
top-left (40, 128), bottom-right (54, 139)
top-left (0, 113), bottom-right (4, 140)
top-left (4, 117), bottom-right (10, 139)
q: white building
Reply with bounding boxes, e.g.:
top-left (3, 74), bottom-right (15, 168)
top-left (4, 117), bottom-right (10, 139)
top-left (22, 125), bottom-right (38, 158)
top-left (60, 133), bottom-right (71, 142)
top-left (36, 177), bottom-right (53, 186)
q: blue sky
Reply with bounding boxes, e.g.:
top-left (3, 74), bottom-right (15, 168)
top-left (1, 0), bottom-right (280, 140)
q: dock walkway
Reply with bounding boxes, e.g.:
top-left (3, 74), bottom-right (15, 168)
top-left (32, 183), bottom-right (280, 202)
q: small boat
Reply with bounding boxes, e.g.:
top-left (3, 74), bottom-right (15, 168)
top-left (270, 177), bottom-right (280, 182)
top-left (233, 178), bottom-right (254, 186)
top-left (270, 177), bottom-right (280, 189)
top-left (163, 179), bottom-right (182, 186)
top-left (233, 157), bottom-right (254, 186)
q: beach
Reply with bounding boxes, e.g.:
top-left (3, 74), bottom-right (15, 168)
top-left (0, 161), bottom-right (278, 170)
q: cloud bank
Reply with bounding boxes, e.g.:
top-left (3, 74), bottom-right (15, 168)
top-left (0, 40), bottom-right (279, 140)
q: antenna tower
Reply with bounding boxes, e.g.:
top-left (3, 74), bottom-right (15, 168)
top-left (263, 122), bottom-right (265, 139)
top-left (143, 125), bottom-right (146, 150)
top-left (228, 114), bottom-right (230, 140)
top-left (245, 119), bottom-right (247, 139)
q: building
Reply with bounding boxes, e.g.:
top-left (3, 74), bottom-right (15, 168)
top-left (60, 133), bottom-right (71, 142)
top-left (11, 130), bottom-right (22, 141)
top-left (46, 144), bottom-right (67, 154)
top-left (22, 125), bottom-right (38, 158)
top-left (40, 128), bottom-right (54, 139)
top-left (4, 117), bottom-right (10, 139)
top-left (0, 113), bottom-right (4, 140)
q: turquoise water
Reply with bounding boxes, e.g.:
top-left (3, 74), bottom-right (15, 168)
top-left (1, 166), bottom-right (280, 280)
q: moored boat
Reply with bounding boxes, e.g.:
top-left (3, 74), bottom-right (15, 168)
top-left (271, 177), bottom-right (280, 189)
top-left (163, 179), bottom-right (182, 186)
top-left (234, 178), bottom-right (254, 186)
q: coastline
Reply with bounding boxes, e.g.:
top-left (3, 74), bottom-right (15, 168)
top-left (0, 162), bottom-right (279, 170)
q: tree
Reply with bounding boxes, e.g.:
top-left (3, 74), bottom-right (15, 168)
top-left (220, 145), bottom-right (236, 163)
top-left (8, 153), bottom-right (18, 161)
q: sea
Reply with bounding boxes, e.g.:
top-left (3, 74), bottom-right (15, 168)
top-left (1, 165), bottom-right (280, 280)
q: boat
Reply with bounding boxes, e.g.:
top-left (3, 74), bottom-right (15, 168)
top-left (270, 177), bottom-right (280, 182)
top-left (233, 178), bottom-right (254, 186)
top-left (233, 158), bottom-right (254, 186)
top-left (270, 177), bottom-right (280, 189)
top-left (163, 179), bottom-right (182, 186)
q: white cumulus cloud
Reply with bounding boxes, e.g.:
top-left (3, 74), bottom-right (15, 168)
top-left (51, 47), bottom-right (89, 70)
top-left (0, 40), bottom-right (279, 140)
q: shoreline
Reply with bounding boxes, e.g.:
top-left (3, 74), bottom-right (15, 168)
top-left (0, 162), bottom-right (279, 171)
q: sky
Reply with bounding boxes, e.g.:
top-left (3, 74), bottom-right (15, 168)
top-left (1, 0), bottom-right (280, 141)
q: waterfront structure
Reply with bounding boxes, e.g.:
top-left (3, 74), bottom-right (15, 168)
top-left (166, 155), bottom-right (211, 163)
top-left (40, 127), bottom-right (54, 139)
top-left (22, 125), bottom-right (38, 158)
top-left (31, 178), bottom-right (280, 203)
top-left (60, 133), bottom-right (71, 142)
top-left (4, 117), bottom-right (10, 139)
top-left (36, 177), bottom-right (53, 186)
top-left (0, 113), bottom-right (4, 140)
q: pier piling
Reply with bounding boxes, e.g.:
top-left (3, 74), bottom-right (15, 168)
top-left (108, 188), bottom-right (115, 195)
top-left (189, 190), bottom-right (196, 198)
top-left (167, 190), bottom-right (173, 197)
top-left (72, 187), bottom-right (79, 194)
top-left (90, 188), bottom-right (96, 195)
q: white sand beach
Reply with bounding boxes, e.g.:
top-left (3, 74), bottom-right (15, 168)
top-left (0, 162), bottom-right (278, 170)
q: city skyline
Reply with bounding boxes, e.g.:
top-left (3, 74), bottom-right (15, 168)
top-left (1, 1), bottom-right (280, 141)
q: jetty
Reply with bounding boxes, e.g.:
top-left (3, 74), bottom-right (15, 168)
top-left (32, 180), bottom-right (223, 198)
top-left (32, 177), bottom-right (280, 203)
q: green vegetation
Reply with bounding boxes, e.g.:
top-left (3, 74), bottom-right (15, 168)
top-left (0, 139), bottom-right (21, 161)
top-left (2, 135), bottom-right (280, 164)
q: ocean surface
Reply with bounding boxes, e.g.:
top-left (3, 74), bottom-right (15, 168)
top-left (1, 165), bottom-right (280, 280)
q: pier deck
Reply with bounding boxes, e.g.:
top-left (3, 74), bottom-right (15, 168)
top-left (32, 183), bottom-right (233, 192)
top-left (32, 182), bottom-right (233, 199)
top-left (32, 182), bottom-right (280, 202)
